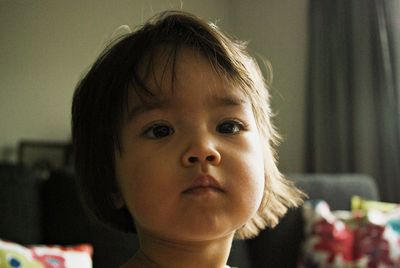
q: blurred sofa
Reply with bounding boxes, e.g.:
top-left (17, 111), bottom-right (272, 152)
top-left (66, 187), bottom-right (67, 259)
top-left (0, 163), bottom-right (379, 268)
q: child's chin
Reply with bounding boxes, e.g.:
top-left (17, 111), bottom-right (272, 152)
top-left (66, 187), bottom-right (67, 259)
top-left (171, 226), bottom-right (236, 243)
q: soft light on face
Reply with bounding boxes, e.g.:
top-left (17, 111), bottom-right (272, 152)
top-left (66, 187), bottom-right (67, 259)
top-left (114, 47), bottom-right (266, 242)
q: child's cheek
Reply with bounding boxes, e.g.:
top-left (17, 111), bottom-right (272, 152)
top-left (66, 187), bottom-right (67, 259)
top-left (227, 132), bottom-right (265, 215)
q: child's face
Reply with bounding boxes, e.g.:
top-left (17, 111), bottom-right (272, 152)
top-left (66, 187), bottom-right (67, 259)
top-left (115, 47), bottom-right (265, 242)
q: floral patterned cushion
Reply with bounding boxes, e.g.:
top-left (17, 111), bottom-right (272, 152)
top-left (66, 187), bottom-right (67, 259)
top-left (300, 199), bottom-right (400, 268)
top-left (0, 239), bottom-right (92, 268)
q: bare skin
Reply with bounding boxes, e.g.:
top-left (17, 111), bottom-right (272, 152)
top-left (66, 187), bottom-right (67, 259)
top-left (121, 228), bottom-right (233, 268)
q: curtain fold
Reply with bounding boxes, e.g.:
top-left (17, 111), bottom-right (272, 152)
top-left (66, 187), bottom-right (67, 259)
top-left (306, 0), bottom-right (400, 202)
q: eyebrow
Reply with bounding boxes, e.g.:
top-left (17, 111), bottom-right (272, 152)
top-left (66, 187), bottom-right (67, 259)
top-left (127, 94), bottom-right (247, 121)
top-left (210, 95), bottom-right (247, 107)
top-left (127, 100), bottom-right (168, 121)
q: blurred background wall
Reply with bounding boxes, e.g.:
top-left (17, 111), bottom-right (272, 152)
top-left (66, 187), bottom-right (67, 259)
top-left (0, 0), bottom-right (309, 173)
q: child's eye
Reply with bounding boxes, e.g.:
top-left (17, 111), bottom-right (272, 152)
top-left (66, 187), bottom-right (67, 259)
top-left (217, 119), bottom-right (246, 134)
top-left (142, 123), bottom-right (174, 139)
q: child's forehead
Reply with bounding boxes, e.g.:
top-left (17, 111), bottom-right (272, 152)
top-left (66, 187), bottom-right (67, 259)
top-left (128, 46), bottom-right (249, 108)
top-left (126, 80), bottom-right (248, 119)
top-left (138, 45), bottom-right (221, 85)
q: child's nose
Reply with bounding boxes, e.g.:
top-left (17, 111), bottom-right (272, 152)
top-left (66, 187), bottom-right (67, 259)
top-left (181, 145), bottom-right (221, 167)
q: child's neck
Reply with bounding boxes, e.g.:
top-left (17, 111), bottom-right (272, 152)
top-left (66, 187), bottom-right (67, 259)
top-left (123, 231), bottom-right (235, 268)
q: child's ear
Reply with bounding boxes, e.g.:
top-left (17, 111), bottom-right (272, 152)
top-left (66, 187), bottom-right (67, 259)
top-left (111, 192), bottom-right (125, 209)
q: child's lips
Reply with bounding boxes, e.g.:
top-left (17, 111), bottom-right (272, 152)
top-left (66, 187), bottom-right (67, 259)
top-left (182, 175), bottom-right (224, 194)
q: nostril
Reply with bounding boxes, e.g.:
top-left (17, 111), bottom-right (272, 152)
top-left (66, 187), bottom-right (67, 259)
top-left (206, 155), bottom-right (215, 161)
top-left (188, 156), bottom-right (198, 163)
top-left (185, 155), bottom-right (218, 165)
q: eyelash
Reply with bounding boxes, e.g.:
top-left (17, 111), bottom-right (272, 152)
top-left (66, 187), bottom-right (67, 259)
top-left (141, 118), bottom-right (248, 139)
top-left (142, 122), bottom-right (175, 139)
top-left (217, 118), bottom-right (248, 135)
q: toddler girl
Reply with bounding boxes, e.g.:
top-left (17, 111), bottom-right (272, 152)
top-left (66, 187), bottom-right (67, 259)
top-left (72, 10), bottom-right (304, 268)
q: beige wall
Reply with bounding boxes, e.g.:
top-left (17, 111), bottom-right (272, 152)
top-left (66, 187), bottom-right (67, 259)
top-left (231, 0), bottom-right (309, 172)
top-left (0, 0), bottom-right (309, 172)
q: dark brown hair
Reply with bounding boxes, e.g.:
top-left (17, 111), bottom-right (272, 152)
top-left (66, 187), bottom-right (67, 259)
top-left (72, 10), bottom-right (304, 238)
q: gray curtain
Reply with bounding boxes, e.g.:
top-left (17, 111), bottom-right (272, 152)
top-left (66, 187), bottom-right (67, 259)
top-left (306, 0), bottom-right (400, 202)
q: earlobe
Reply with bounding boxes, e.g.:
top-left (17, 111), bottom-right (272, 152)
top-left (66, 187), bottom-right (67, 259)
top-left (111, 192), bottom-right (125, 209)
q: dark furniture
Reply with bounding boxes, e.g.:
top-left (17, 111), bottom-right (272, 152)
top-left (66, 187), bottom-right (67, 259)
top-left (0, 163), bottom-right (379, 267)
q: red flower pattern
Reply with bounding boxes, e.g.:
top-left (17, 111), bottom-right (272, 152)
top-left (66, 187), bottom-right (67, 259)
top-left (311, 219), bottom-right (354, 263)
top-left (303, 201), bottom-right (400, 267)
top-left (354, 224), bottom-right (395, 268)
